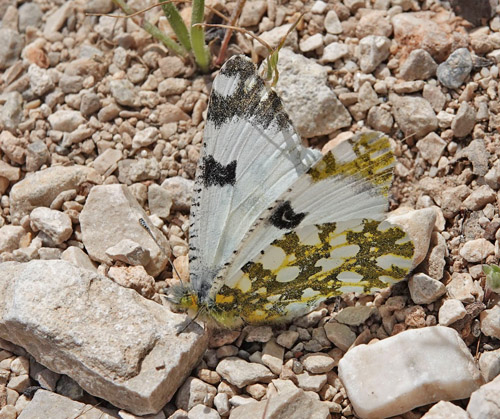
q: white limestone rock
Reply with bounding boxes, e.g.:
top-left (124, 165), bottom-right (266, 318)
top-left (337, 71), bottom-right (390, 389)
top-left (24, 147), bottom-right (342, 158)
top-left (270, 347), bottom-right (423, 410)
top-left (30, 207), bottom-right (73, 245)
top-left (9, 165), bottom-right (100, 222)
top-left (0, 260), bottom-right (208, 415)
top-left (338, 326), bottom-right (483, 418)
top-left (79, 184), bottom-right (169, 277)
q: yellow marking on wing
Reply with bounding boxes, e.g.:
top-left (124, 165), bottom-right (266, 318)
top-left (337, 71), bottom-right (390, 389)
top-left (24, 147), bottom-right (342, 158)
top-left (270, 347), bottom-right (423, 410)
top-left (308, 132), bottom-right (394, 195)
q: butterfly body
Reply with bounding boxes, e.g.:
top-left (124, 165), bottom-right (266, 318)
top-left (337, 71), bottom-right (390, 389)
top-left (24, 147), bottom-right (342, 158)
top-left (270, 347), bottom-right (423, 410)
top-left (170, 55), bottom-right (414, 329)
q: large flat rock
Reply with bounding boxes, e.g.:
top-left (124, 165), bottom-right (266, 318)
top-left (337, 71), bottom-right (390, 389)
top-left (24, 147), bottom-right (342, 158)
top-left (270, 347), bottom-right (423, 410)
top-left (0, 260), bottom-right (208, 415)
top-left (338, 326), bottom-right (483, 418)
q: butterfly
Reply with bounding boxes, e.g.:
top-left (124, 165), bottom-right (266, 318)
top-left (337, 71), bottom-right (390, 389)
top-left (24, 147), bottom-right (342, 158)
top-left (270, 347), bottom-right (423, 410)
top-left (169, 55), bottom-right (415, 328)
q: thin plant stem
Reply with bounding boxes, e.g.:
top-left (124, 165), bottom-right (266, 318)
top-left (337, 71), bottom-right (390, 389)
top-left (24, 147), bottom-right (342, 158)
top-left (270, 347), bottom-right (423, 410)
top-left (191, 0), bottom-right (210, 72)
top-left (111, 0), bottom-right (187, 57)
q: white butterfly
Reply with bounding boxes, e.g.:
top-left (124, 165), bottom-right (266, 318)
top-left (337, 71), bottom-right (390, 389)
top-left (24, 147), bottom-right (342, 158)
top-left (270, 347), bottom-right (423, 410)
top-left (170, 55), bottom-right (414, 328)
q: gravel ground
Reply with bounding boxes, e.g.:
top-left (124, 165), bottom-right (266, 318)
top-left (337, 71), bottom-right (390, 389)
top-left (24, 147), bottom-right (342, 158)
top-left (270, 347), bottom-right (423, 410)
top-left (1, 0), bottom-right (500, 418)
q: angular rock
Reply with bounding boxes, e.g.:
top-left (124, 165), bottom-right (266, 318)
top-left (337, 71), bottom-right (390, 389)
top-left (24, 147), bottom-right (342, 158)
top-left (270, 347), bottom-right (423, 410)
top-left (0, 29), bottom-right (24, 70)
top-left (450, 0), bottom-right (497, 26)
top-left (392, 12), bottom-right (467, 63)
top-left (107, 266), bottom-right (156, 299)
top-left (261, 339), bottom-right (284, 375)
top-left (161, 176), bottom-right (193, 212)
top-left (338, 326), bottom-right (483, 418)
top-left (117, 158), bottom-right (160, 184)
top-left (480, 305), bottom-right (500, 339)
top-left (273, 49), bottom-right (351, 138)
top-left (215, 357), bottom-right (274, 388)
top-left (438, 299), bottom-right (466, 326)
top-left (106, 239), bottom-right (151, 267)
top-left (80, 184), bottom-right (169, 277)
top-left (467, 374), bottom-right (500, 418)
top-left (335, 306), bottom-right (376, 326)
top-left (356, 35), bottom-right (391, 73)
top-left (0, 131), bottom-right (28, 165)
top-left (320, 42), bottom-right (350, 63)
top-left (422, 400), bottom-right (469, 418)
top-left (0, 260), bottom-right (207, 415)
top-left (30, 207), bottom-right (73, 245)
top-left (408, 273), bottom-right (446, 304)
top-left (16, 389), bottom-right (116, 419)
top-left (478, 348), bottom-right (500, 382)
top-left (230, 384), bottom-right (329, 419)
top-left (148, 184), bottom-right (172, 219)
top-left (451, 102), bottom-right (476, 138)
top-left (399, 49), bottom-right (438, 81)
top-left (324, 322), bottom-right (356, 352)
top-left (175, 377), bottom-right (216, 411)
top-left (9, 165), bottom-right (99, 222)
top-left (463, 185), bottom-right (496, 211)
top-left (61, 246), bottom-right (97, 273)
top-left (437, 48), bottom-right (473, 89)
top-left (0, 225), bottom-right (27, 253)
top-left (416, 133), bottom-right (447, 165)
top-left (93, 148), bottom-right (122, 176)
top-left (47, 110), bottom-right (85, 132)
top-left (386, 207), bottom-right (436, 270)
top-left (460, 239), bottom-right (495, 263)
top-left (390, 94), bottom-right (438, 139)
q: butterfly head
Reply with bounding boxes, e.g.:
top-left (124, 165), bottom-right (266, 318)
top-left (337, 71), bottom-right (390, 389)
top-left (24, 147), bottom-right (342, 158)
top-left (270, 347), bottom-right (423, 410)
top-left (167, 283), bottom-right (200, 315)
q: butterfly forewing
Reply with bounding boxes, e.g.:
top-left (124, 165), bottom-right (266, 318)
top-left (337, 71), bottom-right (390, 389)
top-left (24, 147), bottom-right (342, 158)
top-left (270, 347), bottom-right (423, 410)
top-left (189, 55), bottom-right (320, 300)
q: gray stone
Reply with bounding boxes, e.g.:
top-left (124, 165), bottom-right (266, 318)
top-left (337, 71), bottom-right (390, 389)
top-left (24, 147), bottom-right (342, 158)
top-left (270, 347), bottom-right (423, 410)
top-left (399, 49), bottom-right (438, 81)
top-left (148, 184), bottom-right (172, 219)
top-left (273, 48), bottom-right (351, 138)
top-left (335, 306), bottom-right (376, 326)
top-left (0, 29), bottom-right (24, 70)
top-left (9, 165), bottom-right (99, 221)
top-left (30, 207), bottom-right (73, 245)
top-left (161, 176), bottom-right (193, 212)
top-left (18, 2), bottom-right (43, 31)
top-left (408, 273), bottom-right (446, 304)
top-left (0, 92), bottom-right (24, 131)
top-left (390, 94), bottom-right (438, 139)
top-left (117, 159), bottom-right (160, 184)
top-left (230, 384), bottom-right (329, 419)
top-left (0, 260), bottom-right (208, 415)
top-left (451, 102), bottom-right (476, 138)
top-left (437, 48), bottom-right (473, 89)
top-left (47, 110), bottom-right (85, 132)
top-left (356, 35), bottom-right (391, 73)
top-left (324, 322), bottom-right (356, 352)
top-left (215, 358), bottom-right (274, 388)
top-left (110, 79), bottom-right (139, 107)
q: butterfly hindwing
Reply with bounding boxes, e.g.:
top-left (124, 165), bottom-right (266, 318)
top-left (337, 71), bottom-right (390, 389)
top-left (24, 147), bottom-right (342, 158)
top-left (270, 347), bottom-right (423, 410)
top-left (209, 132), bottom-right (415, 327)
top-left (213, 219), bottom-right (413, 326)
top-left (189, 55), bottom-right (321, 300)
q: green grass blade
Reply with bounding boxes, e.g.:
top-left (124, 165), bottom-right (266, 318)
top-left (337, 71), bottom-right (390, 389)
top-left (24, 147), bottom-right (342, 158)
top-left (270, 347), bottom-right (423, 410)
top-left (161, 2), bottom-right (192, 51)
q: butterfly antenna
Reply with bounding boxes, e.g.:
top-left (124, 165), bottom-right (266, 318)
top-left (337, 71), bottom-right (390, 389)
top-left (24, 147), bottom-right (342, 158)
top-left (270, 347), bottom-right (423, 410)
top-left (139, 218), bottom-right (183, 285)
top-left (176, 307), bottom-right (205, 335)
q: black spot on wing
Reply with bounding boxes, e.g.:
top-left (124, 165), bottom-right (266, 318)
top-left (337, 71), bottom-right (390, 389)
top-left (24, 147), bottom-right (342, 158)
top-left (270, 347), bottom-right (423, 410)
top-left (201, 155), bottom-right (237, 187)
top-left (207, 55), bottom-right (292, 131)
top-left (269, 201), bottom-right (306, 230)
